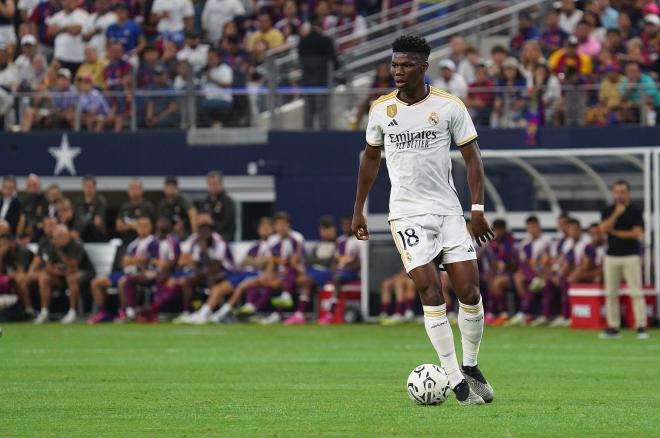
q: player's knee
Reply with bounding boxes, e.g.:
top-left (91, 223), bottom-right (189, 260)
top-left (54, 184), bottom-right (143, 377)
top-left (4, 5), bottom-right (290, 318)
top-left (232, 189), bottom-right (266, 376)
top-left (417, 284), bottom-right (443, 305)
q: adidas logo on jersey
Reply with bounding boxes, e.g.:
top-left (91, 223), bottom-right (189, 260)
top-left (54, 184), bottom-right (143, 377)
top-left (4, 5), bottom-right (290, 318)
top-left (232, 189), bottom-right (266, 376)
top-left (388, 119), bottom-right (398, 127)
top-left (467, 246), bottom-right (475, 253)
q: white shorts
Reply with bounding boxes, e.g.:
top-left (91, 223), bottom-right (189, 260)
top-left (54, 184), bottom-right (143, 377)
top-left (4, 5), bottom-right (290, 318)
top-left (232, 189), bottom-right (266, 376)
top-left (389, 214), bottom-right (476, 273)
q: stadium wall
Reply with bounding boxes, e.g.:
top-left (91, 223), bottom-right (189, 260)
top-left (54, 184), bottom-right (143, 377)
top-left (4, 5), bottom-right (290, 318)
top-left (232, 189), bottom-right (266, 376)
top-left (2, 127), bottom-right (659, 237)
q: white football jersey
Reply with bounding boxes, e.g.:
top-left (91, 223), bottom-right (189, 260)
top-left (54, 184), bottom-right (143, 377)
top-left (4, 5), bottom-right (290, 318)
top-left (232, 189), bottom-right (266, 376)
top-left (366, 86), bottom-right (478, 221)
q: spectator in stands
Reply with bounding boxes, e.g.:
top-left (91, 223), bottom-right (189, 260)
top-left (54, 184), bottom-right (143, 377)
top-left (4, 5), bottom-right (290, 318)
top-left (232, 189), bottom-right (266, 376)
top-left (486, 219), bottom-right (517, 326)
top-left (137, 45), bottom-right (162, 89)
top-left (14, 34), bottom-right (39, 89)
top-left (248, 12), bottom-right (284, 51)
top-left (26, 53), bottom-right (48, 91)
top-left (22, 68), bottom-right (77, 131)
top-left (491, 57), bottom-right (527, 128)
top-left (151, 0), bottom-right (194, 45)
top-left (510, 12), bottom-right (539, 55)
top-left (145, 65), bottom-right (179, 128)
top-left (104, 41), bottom-right (132, 132)
top-left (457, 45), bottom-right (480, 85)
top-left (56, 197), bottom-right (79, 238)
top-left (619, 37), bottom-right (652, 71)
top-left (176, 31), bottom-right (209, 74)
top-left (75, 46), bottom-right (108, 90)
top-left (78, 75), bottom-right (112, 132)
top-left (583, 10), bottom-right (606, 43)
top-left (487, 45), bottom-right (508, 82)
top-left (599, 180), bottom-right (647, 339)
top-left (549, 35), bottom-right (593, 77)
top-left (202, 0), bottom-right (244, 47)
top-left (29, 0), bottom-right (59, 59)
top-left (45, 184), bottom-right (62, 218)
top-left (352, 63), bottom-right (395, 129)
top-left (603, 28), bottom-right (626, 55)
top-left (0, 229), bottom-right (32, 316)
top-left (575, 19), bottom-right (602, 57)
top-left (568, 222), bottom-right (605, 284)
top-left (116, 179), bottom-right (154, 246)
top-left (467, 63), bottom-right (495, 126)
top-left (559, 0), bottom-right (583, 35)
top-left (47, 0), bottom-right (88, 76)
top-left (0, 0), bottom-right (15, 53)
top-left (75, 175), bottom-right (106, 242)
top-left (0, 45), bottom-right (17, 120)
top-left (198, 171), bottom-right (236, 241)
top-left (447, 34), bottom-right (465, 67)
top-left (275, 0), bottom-right (300, 34)
top-left (540, 8), bottom-right (567, 56)
top-left (158, 175), bottom-right (197, 238)
top-left (298, 13), bottom-right (337, 130)
top-left (599, 63), bottom-right (623, 108)
top-left (199, 50), bottom-right (233, 125)
top-left (617, 12), bottom-right (637, 42)
top-left (0, 175), bottom-right (23, 235)
top-left (15, 215), bottom-right (56, 317)
top-left (35, 223), bottom-right (95, 324)
top-left (335, 0), bottom-right (367, 51)
top-left (432, 59), bottom-right (467, 100)
top-left (591, 0), bottom-right (619, 30)
top-left (619, 61), bottom-right (660, 124)
top-left (519, 40), bottom-right (543, 81)
top-left (218, 34), bottom-right (251, 71)
top-left (82, 0), bottom-right (116, 59)
top-left (105, 3), bottom-right (145, 60)
top-left (18, 174), bottom-right (47, 241)
top-left (529, 62), bottom-right (562, 125)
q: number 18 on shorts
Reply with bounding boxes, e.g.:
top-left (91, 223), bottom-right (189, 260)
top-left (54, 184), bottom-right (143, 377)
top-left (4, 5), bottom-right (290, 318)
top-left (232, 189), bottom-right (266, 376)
top-left (389, 214), bottom-right (476, 273)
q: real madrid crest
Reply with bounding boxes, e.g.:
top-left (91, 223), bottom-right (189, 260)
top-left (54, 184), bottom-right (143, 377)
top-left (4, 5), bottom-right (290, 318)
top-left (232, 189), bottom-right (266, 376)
top-left (386, 104), bottom-right (397, 118)
top-left (428, 112), bottom-right (439, 126)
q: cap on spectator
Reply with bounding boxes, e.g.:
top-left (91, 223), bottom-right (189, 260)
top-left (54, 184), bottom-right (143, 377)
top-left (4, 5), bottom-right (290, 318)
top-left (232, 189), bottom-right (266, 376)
top-left (80, 74), bottom-right (93, 83)
top-left (502, 57), bottom-right (518, 69)
top-left (165, 175), bottom-right (178, 186)
top-left (57, 68), bottom-right (71, 80)
top-left (21, 34), bottom-right (36, 46)
top-left (643, 3), bottom-right (660, 15)
top-left (438, 59), bottom-right (456, 71)
top-left (567, 35), bottom-right (579, 46)
top-left (644, 14), bottom-right (660, 26)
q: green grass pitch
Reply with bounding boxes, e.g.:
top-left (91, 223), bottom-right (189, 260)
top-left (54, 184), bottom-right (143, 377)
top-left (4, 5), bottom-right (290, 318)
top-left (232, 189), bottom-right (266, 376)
top-left (1, 323), bottom-right (658, 437)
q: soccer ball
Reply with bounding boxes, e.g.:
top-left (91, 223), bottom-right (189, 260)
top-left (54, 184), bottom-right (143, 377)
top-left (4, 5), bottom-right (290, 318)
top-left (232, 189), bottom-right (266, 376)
top-left (406, 364), bottom-right (450, 405)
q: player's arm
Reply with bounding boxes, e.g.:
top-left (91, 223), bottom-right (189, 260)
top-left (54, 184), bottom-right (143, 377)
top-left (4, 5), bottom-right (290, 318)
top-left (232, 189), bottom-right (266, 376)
top-left (352, 144), bottom-right (381, 241)
top-left (460, 141), bottom-right (493, 246)
top-left (609, 226), bottom-right (643, 240)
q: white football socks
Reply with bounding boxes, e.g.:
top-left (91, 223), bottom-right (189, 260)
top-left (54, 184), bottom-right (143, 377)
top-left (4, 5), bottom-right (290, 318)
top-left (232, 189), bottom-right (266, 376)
top-left (458, 296), bottom-right (484, 367)
top-left (423, 304), bottom-right (463, 387)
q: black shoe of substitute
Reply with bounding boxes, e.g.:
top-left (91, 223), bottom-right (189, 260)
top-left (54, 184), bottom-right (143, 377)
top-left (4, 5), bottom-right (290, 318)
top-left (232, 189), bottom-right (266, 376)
top-left (599, 328), bottom-right (621, 339)
top-left (462, 364), bottom-right (495, 403)
top-left (452, 379), bottom-right (485, 406)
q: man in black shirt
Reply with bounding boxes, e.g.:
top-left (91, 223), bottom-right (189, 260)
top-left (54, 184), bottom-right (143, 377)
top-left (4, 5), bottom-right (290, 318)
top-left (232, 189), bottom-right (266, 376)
top-left (116, 178), bottom-right (155, 246)
top-left (75, 175), bottom-right (107, 242)
top-left (35, 224), bottom-right (96, 324)
top-left (198, 171), bottom-right (236, 241)
top-left (157, 176), bottom-right (198, 239)
top-left (599, 180), bottom-right (647, 339)
top-left (0, 175), bottom-right (23, 235)
top-left (298, 13), bottom-right (337, 129)
top-left (18, 174), bottom-right (49, 242)
top-left (0, 225), bottom-right (33, 314)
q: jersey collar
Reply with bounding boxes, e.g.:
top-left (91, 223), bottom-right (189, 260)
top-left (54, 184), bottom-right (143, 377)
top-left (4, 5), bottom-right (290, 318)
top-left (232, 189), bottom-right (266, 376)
top-left (395, 84), bottom-right (431, 106)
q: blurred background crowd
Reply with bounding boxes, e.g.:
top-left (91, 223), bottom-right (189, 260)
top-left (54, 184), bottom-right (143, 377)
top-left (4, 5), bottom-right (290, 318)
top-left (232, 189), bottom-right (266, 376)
top-left (0, 0), bottom-right (658, 131)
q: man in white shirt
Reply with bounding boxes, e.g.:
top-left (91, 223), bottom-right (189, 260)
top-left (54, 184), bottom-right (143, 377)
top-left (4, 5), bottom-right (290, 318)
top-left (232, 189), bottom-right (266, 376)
top-left (176, 31), bottom-right (209, 74)
top-left (432, 59), bottom-right (468, 100)
top-left (0, 45), bottom-right (17, 118)
top-left (201, 0), bottom-right (245, 46)
top-left (47, 0), bottom-right (88, 74)
top-left (82, 0), bottom-right (116, 59)
top-left (151, 0), bottom-right (193, 45)
top-left (14, 34), bottom-right (37, 87)
top-left (558, 0), bottom-right (583, 35)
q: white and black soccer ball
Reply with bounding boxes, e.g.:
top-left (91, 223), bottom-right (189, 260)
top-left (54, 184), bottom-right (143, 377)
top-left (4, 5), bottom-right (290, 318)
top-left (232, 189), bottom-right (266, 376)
top-left (406, 364), bottom-right (450, 405)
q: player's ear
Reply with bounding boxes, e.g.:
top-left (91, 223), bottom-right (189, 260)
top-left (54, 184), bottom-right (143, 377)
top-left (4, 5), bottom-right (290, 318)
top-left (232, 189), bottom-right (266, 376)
top-left (422, 59), bottom-right (429, 73)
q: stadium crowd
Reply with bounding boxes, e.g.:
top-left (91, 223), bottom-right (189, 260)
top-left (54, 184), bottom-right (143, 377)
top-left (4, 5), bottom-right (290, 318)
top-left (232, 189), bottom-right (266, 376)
top-left (0, 171), bottom-right (635, 329)
top-left (0, 0), bottom-right (659, 130)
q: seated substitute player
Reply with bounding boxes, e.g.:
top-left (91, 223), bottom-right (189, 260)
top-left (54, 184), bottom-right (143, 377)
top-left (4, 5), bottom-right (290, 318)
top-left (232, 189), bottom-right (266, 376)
top-left (0, 226), bottom-right (33, 313)
top-left (568, 223), bottom-right (605, 284)
top-left (35, 225), bottom-right (96, 324)
top-left (184, 217), bottom-right (275, 324)
top-left (486, 219), bottom-right (518, 326)
top-left (351, 35), bottom-right (495, 405)
top-left (378, 268), bottom-right (416, 324)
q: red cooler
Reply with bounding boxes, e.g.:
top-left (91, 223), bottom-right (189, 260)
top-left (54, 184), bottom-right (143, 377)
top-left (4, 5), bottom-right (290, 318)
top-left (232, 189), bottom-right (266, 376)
top-left (318, 281), bottom-right (361, 323)
top-left (568, 284), bottom-right (657, 329)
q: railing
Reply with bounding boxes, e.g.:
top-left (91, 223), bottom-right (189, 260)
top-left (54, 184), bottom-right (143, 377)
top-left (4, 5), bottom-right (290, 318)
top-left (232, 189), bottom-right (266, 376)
top-left (3, 83), bottom-right (657, 132)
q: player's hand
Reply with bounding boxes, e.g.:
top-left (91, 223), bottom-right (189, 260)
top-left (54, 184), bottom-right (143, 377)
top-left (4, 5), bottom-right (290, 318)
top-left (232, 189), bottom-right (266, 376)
top-left (471, 212), bottom-right (494, 246)
top-left (351, 212), bottom-right (370, 241)
top-left (614, 203), bottom-right (627, 216)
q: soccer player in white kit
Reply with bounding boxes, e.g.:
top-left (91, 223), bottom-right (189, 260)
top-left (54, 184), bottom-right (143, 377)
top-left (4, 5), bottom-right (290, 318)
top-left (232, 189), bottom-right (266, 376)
top-left (352, 35), bottom-right (495, 406)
